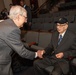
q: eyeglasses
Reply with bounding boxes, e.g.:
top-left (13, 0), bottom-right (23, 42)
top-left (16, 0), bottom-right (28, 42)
top-left (20, 14), bottom-right (27, 20)
top-left (57, 25), bottom-right (66, 27)
top-left (57, 23), bottom-right (67, 27)
top-left (22, 15), bottom-right (27, 20)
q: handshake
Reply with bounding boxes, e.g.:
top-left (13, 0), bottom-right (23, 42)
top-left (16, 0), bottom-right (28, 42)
top-left (36, 50), bottom-right (45, 58)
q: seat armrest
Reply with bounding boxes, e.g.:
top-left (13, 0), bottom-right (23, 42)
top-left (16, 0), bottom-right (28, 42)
top-left (31, 45), bottom-right (44, 51)
top-left (44, 66), bottom-right (54, 73)
top-left (28, 42), bottom-right (37, 47)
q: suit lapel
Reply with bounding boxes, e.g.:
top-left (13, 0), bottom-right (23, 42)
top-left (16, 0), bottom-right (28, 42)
top-left (57, 31), bottom-right (69, 48)
top-left (53, 32), bottom-right (59, 48)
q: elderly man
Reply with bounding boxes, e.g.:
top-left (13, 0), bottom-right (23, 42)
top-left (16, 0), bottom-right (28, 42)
top-left (34, 17), bottom-right (76, 75)
top-left (0, 5), bottom-right (44, 75)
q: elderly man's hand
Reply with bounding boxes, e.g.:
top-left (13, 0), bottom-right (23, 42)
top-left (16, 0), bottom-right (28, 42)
top-left (55, 52), bottom-right (64, 59)
top-left (37, 50), bottom-right (45, 58)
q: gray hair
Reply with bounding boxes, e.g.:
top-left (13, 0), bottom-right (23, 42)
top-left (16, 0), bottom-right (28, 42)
top-left (8, 5), bottom-right (27, 19)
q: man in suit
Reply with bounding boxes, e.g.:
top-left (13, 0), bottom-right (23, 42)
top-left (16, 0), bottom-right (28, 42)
top-left (34, 17), bottom-right (76, 75)
top-left (20, 0), bottom-right (32, 30)
top-left (0, 5), bottom-right (44, 75)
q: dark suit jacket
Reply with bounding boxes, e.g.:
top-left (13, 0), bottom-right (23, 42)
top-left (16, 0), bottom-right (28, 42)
top-left (24, 5), bottom-right (32, 24)
top-left (0, 19), bottom-right (35, 75)
top-left (23, 5), bottom-right (32, 30)
top-left (45, 30), bottom-right (76, 74)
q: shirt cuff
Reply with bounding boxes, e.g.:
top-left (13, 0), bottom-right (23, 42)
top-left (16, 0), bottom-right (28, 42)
top-left (35, 52), bottom-right (37, 58)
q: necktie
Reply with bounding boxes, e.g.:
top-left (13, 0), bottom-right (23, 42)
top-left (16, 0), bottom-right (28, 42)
top-left (58, 35), bottom-right (62, 45)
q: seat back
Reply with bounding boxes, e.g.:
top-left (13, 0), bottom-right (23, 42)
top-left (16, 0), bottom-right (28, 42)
top-left (38, 32), bottom-right (52, 48)
top-left (68, 23), bottom-right (76, 33)
top-left (43, 23), bottom-right (54, 31)
top-left (24, 31), bottom-right (39, 44)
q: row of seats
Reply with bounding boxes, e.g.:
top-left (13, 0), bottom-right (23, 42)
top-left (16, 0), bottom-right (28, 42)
top-left (31, 23), bottom-right (76, 33)
top-left (31, 23), bottom-right (55, 31)
top-left (21, 30), bottom-right (52, 51)
top-left (32, 15), bottom-right (75, 24)
top-left (38, 9), bottom-right (76, 18)
top-left (59, 1), bottom-right (76, 11)
top-left (32, 9), bottom-right (76, 33)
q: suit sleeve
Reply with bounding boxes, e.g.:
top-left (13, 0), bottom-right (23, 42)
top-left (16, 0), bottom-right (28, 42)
top-left (44, 38), bottom-right (54, 56)
top-left (5, 29), bottom-right (35, 59)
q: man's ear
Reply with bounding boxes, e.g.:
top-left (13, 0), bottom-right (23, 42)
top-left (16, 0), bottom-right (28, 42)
top-left (66, 24), bottom-right (68, 29)
top-left (16, 14), bottom-right (20, 21)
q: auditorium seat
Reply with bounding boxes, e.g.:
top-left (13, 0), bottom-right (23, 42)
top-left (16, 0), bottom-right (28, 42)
top-left (23, 31), bottom-right (39, 48)
top-left (31, 32), bottom-right (52, 51)
top-left (31, 23), bottom-right (44, 31)
top-left (66, 15), bottom-right (75, 23)
top-left (68, 23), bottom-right (76, 33)
top-left (43, 23), bottom-right (54, 31)
top-left (71, 58), bottom-right (76, 75)
top-left (44, 18), bottom-right (53, 23)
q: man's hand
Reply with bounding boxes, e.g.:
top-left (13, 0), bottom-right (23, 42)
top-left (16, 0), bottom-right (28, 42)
top-left (55, 52), bottom-right (64, 58)
top-left (37, 50), bottom-right (45, 58)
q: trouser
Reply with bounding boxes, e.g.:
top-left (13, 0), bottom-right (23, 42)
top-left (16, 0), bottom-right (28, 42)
top-left (33, 57), bottom-right (63, 75)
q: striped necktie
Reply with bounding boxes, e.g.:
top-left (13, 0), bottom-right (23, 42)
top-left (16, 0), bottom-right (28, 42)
top-left (58, 35), bottom-right (62, 45)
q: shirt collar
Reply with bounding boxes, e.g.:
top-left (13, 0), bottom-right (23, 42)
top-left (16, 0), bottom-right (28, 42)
top-left (24, 5), bottom-right (26, 8)
top-left (59, 30), bottom-right (66, 38)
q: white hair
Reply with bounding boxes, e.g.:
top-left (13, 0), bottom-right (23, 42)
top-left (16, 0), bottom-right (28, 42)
top-left (8, 5), bottom-right (27, 19)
